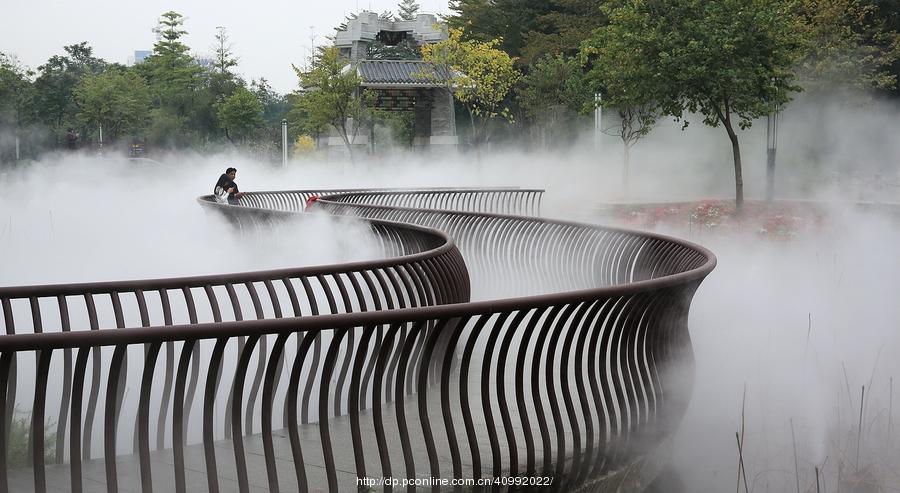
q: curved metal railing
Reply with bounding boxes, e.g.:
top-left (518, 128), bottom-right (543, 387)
top-left (210, 187), bottom-right (541, 215)
top-left (0, 187), bottom-right (715, 493)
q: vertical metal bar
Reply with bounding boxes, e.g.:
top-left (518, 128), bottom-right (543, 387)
top-left (56, 295), bottom-right (72, 465)
top-left (319, 328), bottom-right (349, 491)
top-left (83, 294), bottom-right (100, 461)
top-left (202, 338), bottom-right (229, 492)
top-left (349, 324), bottom-right (375, 479)
top-left (69, 347), bottom-right (90, 493)
top-left (330, 274), bottom-right (355, 417)
top-left (299, 277), bottom-right (320, 424)
top-left (104, 345), bottom-right (128, 493)
top-left (495, 310), bottom-right (529, 478)
top-left (157, 289), bottom-right (174, 451)
top-left (459, 315), bottom-right (491, 479)
top-left (287, 331), bottom-right (316, 492)
top-left (373, 323), bottom-right (402, 487)
top-left (532, 305), bottom-right (567, 475)
top-left (223, 284), bottom-right (243, 440)
top-left (30, 348), bottom-right (51, 493)
top-left (0, 299), bottom-right (16, 455)
top-left (180, 289), bottom-right (200, 436)
top-left (415, 318), bottom-right (449, 490)
top-left (243, 282), bottom-right (267, 436)
top-left (137, 342), bottom-right (162, 493)
top-left (172, 340), bottom-right (196, 493)
top-left (232, 335), bottom-right (260, 492)
top-left (479, 312), bottom-right (511, 481)
top-left (262, 333), bottom-right (290, 493)
top-left (573, 300), bottom-right (608, 484)
top-left (27, 297), bottom-right (42, 470)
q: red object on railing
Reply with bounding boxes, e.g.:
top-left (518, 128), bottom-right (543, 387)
top-left (304, 195), bottom-right (319, 211)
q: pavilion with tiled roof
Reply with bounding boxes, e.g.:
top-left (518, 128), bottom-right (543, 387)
top-left (324, 12), bottom-right (458, 151)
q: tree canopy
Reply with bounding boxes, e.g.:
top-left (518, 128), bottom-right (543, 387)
top-left (397, 0), bottom-right (421, 21)
top-left (293, 47), bottom-right (373, 157)
top-left (420, 28), bottom-right (520, 145)
top-left (74, 69), bottom-right (151, 142)
top-left (582, 0), bottom-right (806, 206)
top-left (3, 2), bottom-right (900, 163)
top-left (797, 0), bottom-right (900, 93)
top-left (0, 54), bottom-right (34, 130)
top-left (217, 87), bottom-right (264, 143)
top-left (139, 11), bottom-right (204, 110)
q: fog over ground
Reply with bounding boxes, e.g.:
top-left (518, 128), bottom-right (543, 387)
top-left (0, 94), bottom-right (898, 489)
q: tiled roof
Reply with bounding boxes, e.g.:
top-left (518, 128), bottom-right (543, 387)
top-left (356, 60), bottom-right (452, 86)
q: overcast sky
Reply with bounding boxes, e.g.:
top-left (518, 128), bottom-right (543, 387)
top-left (0, 0), bottom-right (451, 94)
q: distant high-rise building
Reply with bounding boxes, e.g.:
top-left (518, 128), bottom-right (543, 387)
top-left (133, 50), bottom-right (151, 64)
top-left (193, 54), bottom-right (215, 69)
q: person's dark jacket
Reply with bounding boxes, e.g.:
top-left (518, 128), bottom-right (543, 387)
top-left (214, 174), bottom-right (240, 201)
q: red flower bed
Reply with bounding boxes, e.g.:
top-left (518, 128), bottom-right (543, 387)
top-left (612, 200), bottom-right (828, 239)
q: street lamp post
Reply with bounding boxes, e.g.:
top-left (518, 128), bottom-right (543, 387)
top-left (282, 119), bottom-right (288, 166)
top-left (766, 111), bottom-right (778, 201)
top-left (594, 92), bottom-right (602, 152)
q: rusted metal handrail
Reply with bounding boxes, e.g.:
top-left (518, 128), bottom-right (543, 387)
top-left (0, 187), bottom-right (715, 493)
top-left (0, 210), bottom-right (468, 487)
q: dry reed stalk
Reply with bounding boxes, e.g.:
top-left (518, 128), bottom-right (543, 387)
top-left (736, 384), bottom-right (747, 493)
top-left (735, 432), bottom-right (750, 493)
top-left (843, 363), bottom-right (854, 409)
top-left (889, 377), bottom-right (893, 451)
top-left (856, 385), bottom-right (865, 471)
top-left (792, 418), bottom-right (801, 493)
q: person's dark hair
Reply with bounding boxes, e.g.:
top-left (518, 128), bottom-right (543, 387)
top-left (226, 167), bottom-right (237, 174)
top-left (214, 173), bottom-right (229, 194)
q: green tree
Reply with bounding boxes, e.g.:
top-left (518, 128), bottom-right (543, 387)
top-left (0, 54), bottom-right (34, 127)
top-left (252, 78), bottom-right (288, 126)
top-left (448, 0), bottom-right (553, 58)
top-left (209, 26), bottom-right (242, 102)
top-left (448, 0), bottom-right (606, 64)
top-left (584, 0), bottom-right (805, 207)
top-left (139, 12), bottom-right (204, 114)
top-left (0, 53), bottom-right (35, 161)
top-left (871, 0), bottom-right (900, 96)
top-left (517, 54), bottom-right (592, 149)
top-left (582, 21), bottom-right (664, 193)
top-left (397, 0), bottom-right (421, 21)
top-left (32, 42), bottom-right (107, 137)
top-left (136, 11), bottom-right (209, 147)
top-left (212, 26), bottom-right (238, 77)
top-left (798, 0), bottom-right (900, 92)
top-left (420, 28), bottom-right (520, 146)
top-left (216, 86), bottom-right (264, 144)
top-left (522, 0), bottom-right (607, 63)
top-left (74, 69), bottom-right (151, 143)
top-left (293, 47), bottom-right (373, 158)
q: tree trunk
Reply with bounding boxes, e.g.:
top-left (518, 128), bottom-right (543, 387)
top-left (623, 144), bottom-right (630, 196)
top-left (341, 133), bottom-right (355, 162)
top-left (370, 113), bottom-right (376, 155)
top-left (336, 121), bottom-right (355, 162)
top-left (724, 121), bottom-right (744, 209)
top-left (467, 106), bottom-right (477, 147)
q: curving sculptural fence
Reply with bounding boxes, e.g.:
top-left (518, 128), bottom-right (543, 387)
top-left (0, 187), bottom-right (714, 492)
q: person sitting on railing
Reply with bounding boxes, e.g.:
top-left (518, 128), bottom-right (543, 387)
top-left (214, 167), bottom-right (246, 205)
